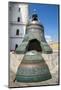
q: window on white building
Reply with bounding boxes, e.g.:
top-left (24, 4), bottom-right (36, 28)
top-left (17, 17), bottom-right (20, 22)
top-left (9, 6), bottom-right (12, 10)
top-left (15, 44), bottom-right (18, 50)
top-left (19, 8), bottom-right (20, 12)
top-left (16, 29), bottom-right (19, 35)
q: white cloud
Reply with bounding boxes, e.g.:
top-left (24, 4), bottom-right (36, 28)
top-left (45, 35), bottom-right (53, 42)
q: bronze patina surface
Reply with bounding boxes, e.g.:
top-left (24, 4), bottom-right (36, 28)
top-left (16, 51), bottom-right (51, 82)
top-left (16, 14), bottom-right (52, 54)
top-left (15, 14), bottom-right (52, 82)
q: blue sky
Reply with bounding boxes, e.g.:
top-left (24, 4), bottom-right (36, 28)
top-left (28, 3), bottom-right (59, 41)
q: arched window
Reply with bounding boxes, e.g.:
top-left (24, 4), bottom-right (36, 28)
top-left (16, 29), bottom-right (19, 35)
top-left (17, 17), bottom-right (20, 22)
top-left (15, 44), bottom-right (18, 50)
top-left (18, 8), bottom-right (20, 12)
top-left (9, 6), bottom-right (12, 10)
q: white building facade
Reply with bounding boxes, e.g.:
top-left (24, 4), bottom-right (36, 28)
top-left (9, 2), bottom-right (28, 51)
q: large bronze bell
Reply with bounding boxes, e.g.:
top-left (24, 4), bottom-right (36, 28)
top-left (15, 13), bottom-right (52, 82)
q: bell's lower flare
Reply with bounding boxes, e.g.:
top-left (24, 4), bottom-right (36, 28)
top-left (16, 51), bottom-right (52, 82)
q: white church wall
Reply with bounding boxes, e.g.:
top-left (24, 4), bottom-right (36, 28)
top-left (9, 38), bottom-right (24, 51)
top-left (9, 25), bottom-right (25, 37)
top-left (9, 3), bottom-right (28, 24)
top-left (9, 2), bottom-right (29, 51)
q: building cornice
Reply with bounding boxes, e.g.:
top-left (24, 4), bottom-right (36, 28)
top-left (9, 37), bottom-right (24, 38)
